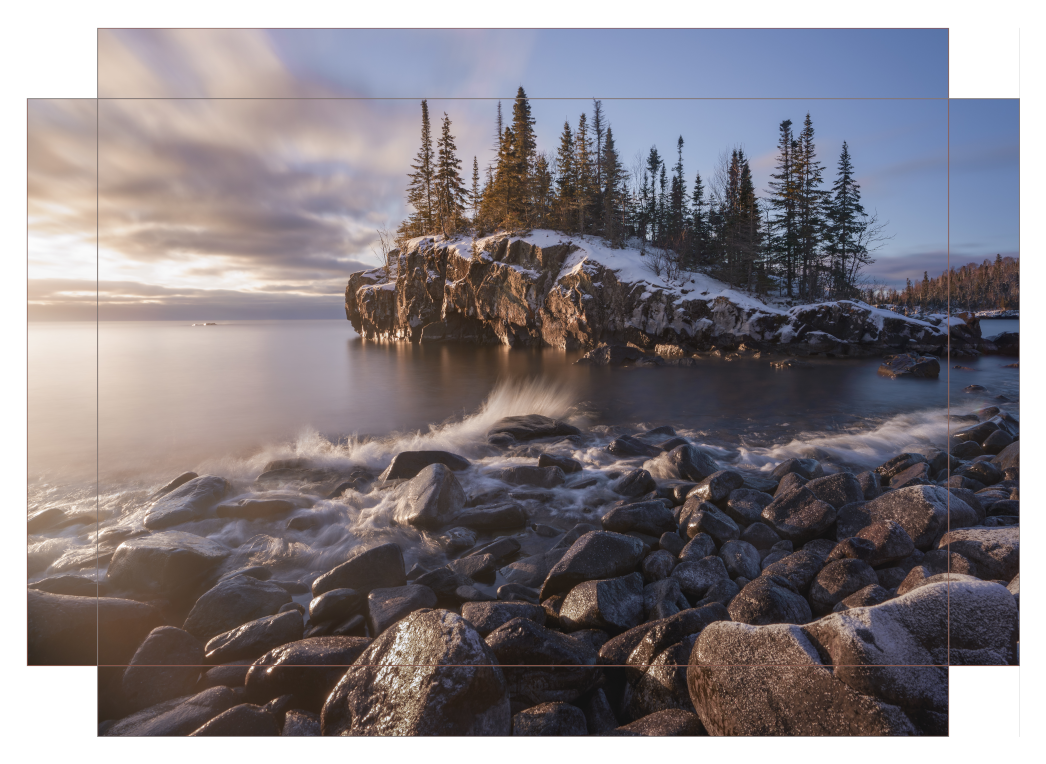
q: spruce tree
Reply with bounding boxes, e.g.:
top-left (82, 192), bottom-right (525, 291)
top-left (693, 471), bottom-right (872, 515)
top-left (555, 120), bottom-right (576, 231)
top-left (645, 147), bottom-right (662, 245)
top-left (768, 119), bottom-right (798, 297)
top-left (794, 113), bottom-right (827, 299)
top-left (592, 99), bottom-right (605, 191)
top-left (434, 113), bottom-right (468, 237)
top-left (824, 140), bottom-right (868, 297)
top-left (471, 156), bottom-right (481, 228)
top-left (574, 112), bottom-right (594, 234)
top-left (690, 171), bottom-right (708, 267)
top-left (401, 99), bottom-right (435, 238)
top-left (669, 135), bottom-right (687, 256)
top-left (601, 126), bottom-right (625, 245)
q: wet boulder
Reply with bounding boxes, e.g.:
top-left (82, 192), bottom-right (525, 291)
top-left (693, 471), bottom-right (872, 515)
top-left (641, 550), bottom-right (677, 583)
top-left (607, 436), bottom-right (661, 458)
top-left (488, 415), bottom-right (580, 444)
top-left (693, 578), bottom-right (741, 609)
top-left (622, 638), bottom-right (697, 722)
top-left (559, 572), bottom-right (644, 634)
top-left (122, 627), bottom-right (205, 713)
top-left (203, 610), bottom-right (305, 664)
top-left (102, 686), bottom-right (241, 737)
top-left (728, 575), bottom-right (812, 625)
top-left (189, 704), bottom-right (279, 736)
top-left (461, 601), bottom-right (546, 636)
top-left (643, 578), bottom-right (691, 620)
top-left (282, 710), bottom-right (321, 736)
top-left (28, 575), bottom-right (104, 597)
top-left (381, 450), bottom-right (470, 481)
top-left (670, 556), bottom-right (730, 601)
top-left (28, 590), bottom-right (162, 666)
top-left (760, 485), bottom-right (836, 544)
top-left (955, 460), bottom-right (1003, 487)
top-left (540, 531), bottom-right (645, 599)
top-left (831, 584), bottom-right (892, 612)
top-left (485, 617), bottom-right (601, 705)
top-left (718, 539), bottom-right (761, 580)
top-left (687, 470), bottom-right (746, 504)
top-left (855, 519), bottom-right (915, 566)
top-left (771, 458), bottom-right (823, 481)
top-left (981, 429), bottom-right (1014, 455)
top-left (322, 609), bottom-right (509, 735)
top-left (683, 501), bottom-right (740, 545)
top-left (677, 533), bottom-right (717, 564)
top-left (856, 471), bottom-right (883, 500)
top-left (601, 500), bottom-right (676, 536)
top-left (992, 440), bottom-right (1019, 472)
top-left (723, 489), bottom-right (774, 526)
top-left (183, 576), bottom-right (292, 643)
top-left (877, 352), bottom-right (941, 379)
top-left (490, 465), bottom-right (566, 489)
top-left (613, 469), bottom-right (657, 497)
top-left (808, 559), bottom-right (880, 615)
top-left (143, 475), bottom-right (231, 530)
top-left (805, 472), bottom-right (867, 509)
top-left (738, 521), bottom-right (781, 551)
top-left (643, 444), bottom-right (720, 483)
top-left (215, 497), bottom-right (297, 520)
top-left (106, 531), bottom-right (231, 601)
top-left (311, 542), bottom-right (406, 597)
top-left (511, 702), bottom-right (588, 736)
top-left (937, 526), bottom-right (1019, 581)
top-left (27, 507), bottom-right (65, 534)
top-left (394, 463), bottom-right (466, 529)
top-left (612, 709), bottom-right (704, 736)
top-left (308, 588), bottom-right (365, 625)
top-left (874, 453), bottom-right (925, 482)
top-left (538, 453), bottom-right (583, 473)
top-left (453, 502), bottom-right (527, 531)
top-left (835, 501), bottom-right (872, 540)
top-left (760, 549), bottom-right (826, 594)
top-left (245, 636), bottom-right (372, 713)
top-left (366, 584), bottom-right (438, 635)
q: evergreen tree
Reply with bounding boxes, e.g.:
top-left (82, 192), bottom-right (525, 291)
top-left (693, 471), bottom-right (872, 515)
top-left (600, 126), bottom-right (625, 245)
top-left (509, 87), bottom-right (537, 225)
top-left (533, 153), bottom-right (554, 228)
top-left (768, 119), bottom-right (798, 297)
top-left (794, 113), bottom-right (827, 299)
top-left (690, 171), bottom-right (708, 267)
top-left (574, 112), bottom-right (595, 234)
top-left (592, 99), bottom-right (605, 191)
top-left (668, 135), bottom-right (688, 254)
top-left (434, 113), bottom-right (469, 237)
top-left (824, 141), bottom-right (869, 297)
top-left (400, 99), bottom-right (435, 238)
top-left (554, 120), bottom-right (576, 231)
top-left (471, 156), bottom-right (481, 226)
top-left (644, 146), bottom-right (662, 244)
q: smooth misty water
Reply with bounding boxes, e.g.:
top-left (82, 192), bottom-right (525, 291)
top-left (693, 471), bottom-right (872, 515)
top-left (27, 318), bottom-right (1019, 585)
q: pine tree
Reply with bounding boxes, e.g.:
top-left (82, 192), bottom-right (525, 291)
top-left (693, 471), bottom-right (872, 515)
top-left (690, 171), bottom-right (708, 267)
top-left (601, 126), bottom-right (625, 245)
top-left (592, 99), bottom-right (605, 192)
top-left (400, 99), bottom-right (435, 238)
top-left (533, 153), bottom-right (554, 228)
top-left (434, 113), bottom-right (469, 237)
top-left (509, 87), bottom-right (537, 226)
top-left (471, 156), bottom-right (481, 227)
top-left (668, 135), bottom-right (687, 256)
top-left (644, 147), bottom-right (662, 245)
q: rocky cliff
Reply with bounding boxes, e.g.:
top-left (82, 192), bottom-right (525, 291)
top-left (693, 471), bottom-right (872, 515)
top-left (345, 231), bottom-right (988, 359)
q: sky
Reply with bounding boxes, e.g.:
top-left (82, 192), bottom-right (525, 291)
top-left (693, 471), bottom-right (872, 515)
top-left (26, 28), bottom-right (1019, 320)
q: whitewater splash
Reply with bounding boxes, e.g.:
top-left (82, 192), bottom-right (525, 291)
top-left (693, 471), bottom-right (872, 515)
top-left (735, 407), bottom-right (954, 472)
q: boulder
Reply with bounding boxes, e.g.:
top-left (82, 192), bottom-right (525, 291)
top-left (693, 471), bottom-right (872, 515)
top-left (856, 471), bottom-right (883, 500)
top-left (540, 531), bottom-right (645, 599)
top-left (643, 579), bottom-right (691, 620)
top-left (643, 445), bottom-right (720, 483)
top-left (832, 584), bottom-right (892, 612)
top-left (102, 686), bottom-right (240, 737)
top-left (607, 436), bottom-right (661, 458)
top-left (189, 704), bottom-right (279, 736)
top-left (485, 617), bottom-right (601, 705)
top-left (394, 463), bottom-right (466, 529)
top-left (613, 469), bottom-right (657, 497)
top-left (855, 519), bottom-right (915, 566)
top-left (143, 475), bottom-right (230, 530)
top-left (215, 497), bottom-right (296, 520)
top-left (183, 576), bottom-right (292, 643)
top-left (687, 470), bottom-right (746, 504)
top-left (728, 575), bottom-right (812, 625)
top-left (106, 531), bottom-right (230, 601)
top-left (28, 575), bottom-right (104, 597)
top-left (203, 610), bottom-right (305, 664)
top-left (723, 489), bottom-right (774, 526)
top-left (641, 550), bottom-right (676, 583)
top-left (381, 450), bottom-right (470, 481)
top-left (623, 638), bottom-right (697, 722)
top-left (311, 542), bottom-right (406, 597)
top-left (612, 709), bottom-right (704, 736)
top-left (760, 486), bottom-right (837, 544)
top-left (122, 627), bottom-right (205, 713)
top-left (771, 458), bottom-right (823, 481)
top-left (804, 472), bottom-right (865, 509)
top-left (718, 539), bottom-right (761, 580)
top-left (738, 521), bottom-right (781, 551)
top-left (888, 462), bottom-right (932, 489)
top-left (511, 703), bottom-right (588, 736)
top-left (601, 500), bottom-right (676, 536)
top-left (877, 352), bottom-right (940, 378)
top-left (683, 502), bottom-right (740, 546)
top-left (863, 485), bottom-right (975, 549)
top-left (308, 588), bottom-right (365, 625)
top-left (539, 453), bottom-right (583, 473)
top-left (937, 526), bottom-right (1019, 581)
top-left (28, 590), bottom-right (162, 666)
top-left (488, 415), bottom-right (580, 443)
top-left (322, 610), bottom-right (509, 735)
top-left (670, 556), bottom-right (730, 601)
top-left (366, 584), bottom-right (438, 635)
top-left (245, 636), bottom-right (372, 713)
top-left (677, 533), bottom-right (717, 564)
top-left (282, 710), bottom-right (321, 736)
top-left (992, 440), bottom-right (1019, 472)
top-left (760, 549), bottom-right (826, 594)
top-left (461, 601), bottom-right (546, 636)
top-left (808, 559), bottom-right (880, 615)
top-left (559, 573), bottom-right (645, 634)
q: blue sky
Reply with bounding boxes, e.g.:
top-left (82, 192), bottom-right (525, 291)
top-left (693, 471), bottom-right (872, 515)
top-left (27, 28), bottom-right (1019, 319)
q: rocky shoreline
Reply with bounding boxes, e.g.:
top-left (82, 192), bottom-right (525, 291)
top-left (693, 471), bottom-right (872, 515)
top-left (28, 400), bottom-right (1020, 736)
top-left (344, 231), bottom-right (1010, 362)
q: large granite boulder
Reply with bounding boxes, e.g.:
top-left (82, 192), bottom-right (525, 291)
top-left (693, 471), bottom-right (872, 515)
top-left (121, 627), bottom-right (205, 713)
top-left (322, 609), bottom-right (510, 735)
top-left (143, 475), bottom-right (230, 530)
top-left (106, 531), bottom-right (230, 601)
top-left (558, 573), bottom-right (645, 634)
top-left (246, 636), bottom-right (372, 713)
top-left (203, 610), bottom-right (305, 664)
top-left (937, 526), bottom-right (1019, 581)
top-left (863, 485), bottom-right (976, 549)
top-left (539, 531), bottom-right (645, 600)
top-left (394, 463), bottom-right (466, 528)
top-left (182, 576), bottom-right (292, 643)
top-left (381, 450), bottom-right (470, 481)
top-left (643, 445), bottom-right (720, 483)
top-left (488, 415), bottom-right (580, 443)
top-left (311, 542), bottom-right (406, 597)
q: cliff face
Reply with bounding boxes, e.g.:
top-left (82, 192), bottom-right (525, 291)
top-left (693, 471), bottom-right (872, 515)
top-left (345, 231), bottom-right (983, 357)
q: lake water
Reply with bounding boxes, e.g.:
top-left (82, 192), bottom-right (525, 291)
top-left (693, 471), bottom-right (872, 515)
top-left (27, 318), bottom-right (1019, 584)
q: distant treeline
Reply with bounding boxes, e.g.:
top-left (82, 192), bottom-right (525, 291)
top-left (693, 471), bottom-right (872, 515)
top-left (868, 255), bottom-right (1019, 312)
top-left (394, 88), bottom-right (889, 302)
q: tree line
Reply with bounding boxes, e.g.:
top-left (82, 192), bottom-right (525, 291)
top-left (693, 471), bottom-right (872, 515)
top-left (395, 88), bottom-right (889, 302)
top-left (863, 255), bottom-right (1019, 313)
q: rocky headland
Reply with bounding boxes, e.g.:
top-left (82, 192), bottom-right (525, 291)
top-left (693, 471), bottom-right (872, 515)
top-left (345, 231), bottom-right (1008, 363)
